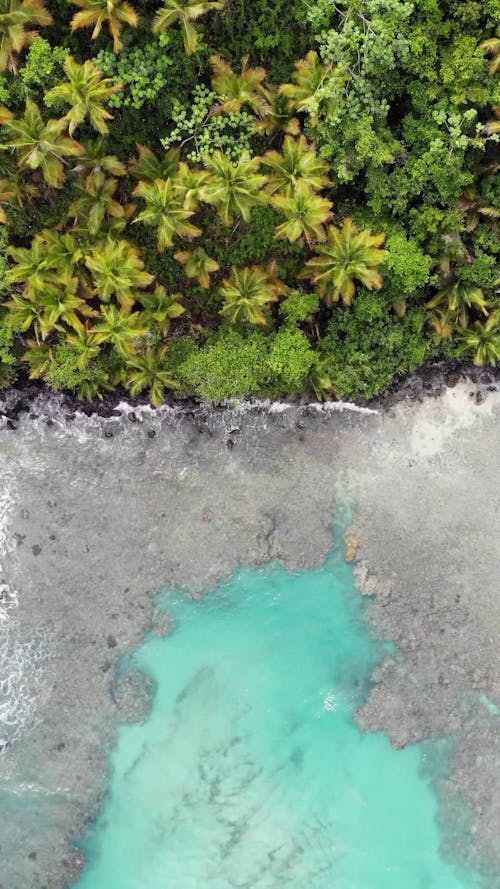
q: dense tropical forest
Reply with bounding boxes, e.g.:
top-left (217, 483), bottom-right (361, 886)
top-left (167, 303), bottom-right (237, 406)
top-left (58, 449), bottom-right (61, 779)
top-left (0, 0), bottom-right (498, 404)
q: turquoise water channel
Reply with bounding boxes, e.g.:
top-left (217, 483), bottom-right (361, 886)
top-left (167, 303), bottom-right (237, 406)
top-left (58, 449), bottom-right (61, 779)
top-left (73, 544), bottom-right (480, 889)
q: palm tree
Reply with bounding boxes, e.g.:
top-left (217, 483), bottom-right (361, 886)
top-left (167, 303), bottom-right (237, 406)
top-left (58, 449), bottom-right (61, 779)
top-left (38, 230), bottom-right (84, 276)
top-left (138, 286), bottom-right (184, 333)
top-left (427, 308), bottom-right (455, 341)
top-left (70, 0), bottom-right (138, 52)
top-left (73, 138), bottom-right (127, 183)
top-left (4, 291), bottom-right (45, 337)
top-left (484, 106), bottom-right (500, 136)
top-left (481, 28), bottom-right (500, 76)
top-left (210, 54), bottom-right (269, 115)
top-left (306, 359), bottom-right (334, 401)
top-left (68, 171), bottom-right (128, 237)
top-left (23, 339), bottom-right (53, 377)
top-left (0, 0), bottom-right (52, 73)
top-left (129, 145), bottom-right (180, 182)
top-left (126, 346), bottom-right (177, 406)
top-left (279, 50), bottom-right (338, 124)
top-left (173, 161), bottom-right (211, 212)
top-left (173, 246), bottom-right (219, 288)
top-left (0, 99), bottom-right (83, 187)
top-left (300, 218), bottom-right (388, 305)
top-left (94, 304), bottom-right (147, 355)
top-left (37, 287), bottom-right (95, 339)
top-left (201, 151), bottom-right (267, 225)
top-left (271, 180), bottom-right (332, 247)
top-left (457, 187), bottom-right (499, 231)
top-left (85, 237), bottom-right (153, 308)
top-left (252, 87), bottom-right (299, 138)
top-left (133, 178), bottom-right (201, 250)
top-left (220, 264), bottom-right (286, 325)
top-left (45, 56), bottom-right (122, 136)
top-left (456, 320), bottom-right (500, 366)
top-left (426, 281), bottom-right (489, 329)
top-left (66, 325), bottom-right (101, 368)
top-left (262, 135), bottom-right (331, 196)
top-left (153, 0), bottom-right (223, 55)
top-left (5, 285), bottom-right (93, 340)
top-left (7, 231), bottom-right (82, 296)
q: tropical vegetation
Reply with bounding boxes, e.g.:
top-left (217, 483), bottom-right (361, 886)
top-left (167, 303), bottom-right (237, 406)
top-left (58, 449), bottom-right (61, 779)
top-left (0, 0), bottom-right (498, 405)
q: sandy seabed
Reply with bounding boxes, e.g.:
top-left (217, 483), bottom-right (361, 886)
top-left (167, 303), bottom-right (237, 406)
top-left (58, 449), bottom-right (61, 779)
top-left (0, 377), bottom-right (499, 888)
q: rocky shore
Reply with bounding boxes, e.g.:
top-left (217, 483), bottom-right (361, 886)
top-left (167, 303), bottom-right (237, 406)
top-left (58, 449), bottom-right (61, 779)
top-left (0, 370), bottom-right (499, 888)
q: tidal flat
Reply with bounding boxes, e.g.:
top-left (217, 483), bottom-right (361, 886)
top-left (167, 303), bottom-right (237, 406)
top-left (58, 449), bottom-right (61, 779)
top-left (0, 375), bottom-right (499, 888)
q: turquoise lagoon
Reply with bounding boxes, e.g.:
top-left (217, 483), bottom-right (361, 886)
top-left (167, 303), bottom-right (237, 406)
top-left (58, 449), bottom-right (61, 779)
top-left (73, 543), bottom-right (480, 889)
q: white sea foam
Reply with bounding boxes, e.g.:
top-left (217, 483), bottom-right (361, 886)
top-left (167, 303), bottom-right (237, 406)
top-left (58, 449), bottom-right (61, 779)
top-left (0, 469), bottom-right (51, 754)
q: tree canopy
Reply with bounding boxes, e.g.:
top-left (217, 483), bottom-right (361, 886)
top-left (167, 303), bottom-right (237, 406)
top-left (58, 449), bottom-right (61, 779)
top-left (0, 0), bottom-right (498, 403)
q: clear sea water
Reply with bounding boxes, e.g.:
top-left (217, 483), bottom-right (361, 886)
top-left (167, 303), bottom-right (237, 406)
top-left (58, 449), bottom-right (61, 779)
top-left (73, 543), bottom-right (481, 889)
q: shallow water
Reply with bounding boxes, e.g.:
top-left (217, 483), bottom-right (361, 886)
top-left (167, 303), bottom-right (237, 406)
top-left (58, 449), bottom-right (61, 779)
top-left (73, 542), bottom-right (481, 889)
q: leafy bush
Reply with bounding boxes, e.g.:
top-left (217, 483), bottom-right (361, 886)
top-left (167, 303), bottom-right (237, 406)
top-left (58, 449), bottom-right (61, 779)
top-left (319, 298), bottom-right (433, 399)
top-left (268, 327), bottom-right (315, 394)
top-left (176, 329), bottom-right (269, 400)
top-left (161, 85), bottom-right (256, 162)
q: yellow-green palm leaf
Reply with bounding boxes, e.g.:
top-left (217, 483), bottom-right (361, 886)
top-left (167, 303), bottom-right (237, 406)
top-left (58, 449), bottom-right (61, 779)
top-left (70, 0), bottom-right (138, 52)
top-left (174, 246), bottom-right (219, 288)
top-left (126, 346), bottom-right (178, 406)
top-left (480, 29), bottom-right (500, 76)
top-left (279, 50), bottom-right (338, 124)
top-left (94, 304), bottom-right (147, 355)
top-left (45, 56), bottom-right (121, 136)
top-left (210, 54), bottom-right (269, 115)
top-left (300, 218), bottom-right (388, 305)
top-left (68, 171), bottom-right (127, 236)
top-left (138, 285), bottom-right (184, 333)
top-left (153, 0), bottom-right (223, 55)
top-left (0, 0), bottom-right (52, 73)
top-left (201, 151), bottom-right (267, 225)
top-left (0, 99), bottom-right (83, 187)
top-left (271, 180), bottom-right (332, 247)
top-left (426, 281), bottom-right (488, 329)
top-left (133, 177), bottom-right (201, 250)
top-left (262, 134), bottom-right (331, 196)
top-left (456, 320), bottom-right (500, 366)
top-left (220, 264), bottom-right (286, 325)
top-left (85, 237), bottom-right (153, 307)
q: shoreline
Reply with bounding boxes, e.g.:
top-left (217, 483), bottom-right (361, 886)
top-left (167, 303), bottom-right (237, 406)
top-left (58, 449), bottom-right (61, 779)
top-left (0, 359), bottom-right (498, 426)
top-left (0, 378), bottom-right (499, 888)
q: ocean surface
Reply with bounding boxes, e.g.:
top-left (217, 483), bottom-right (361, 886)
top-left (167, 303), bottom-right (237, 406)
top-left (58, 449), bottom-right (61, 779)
top-left (72, 541), bottom-right (480, 889)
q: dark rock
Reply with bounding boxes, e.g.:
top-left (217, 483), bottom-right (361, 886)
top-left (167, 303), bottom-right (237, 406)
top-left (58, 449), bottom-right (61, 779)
top-left (128, 412), bottom-right (137, 423)
top-left (104, 431), bottom-right (113, 438)
top-left (446, 370), bottom-right (462, 388)
top-left (32, 544), bottom-right (42, 556)
top-left (147, 429), bottom-right (156, 439)
top-left (6, 419), bottom-right (16, 430)
top-left (227, 438), bottom-right (235, 449)
top-left (107, 634), bottom-right (117, 648)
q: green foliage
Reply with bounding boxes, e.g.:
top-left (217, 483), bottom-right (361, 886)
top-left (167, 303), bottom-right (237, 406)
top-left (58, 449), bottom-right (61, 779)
top-left (34, 340), bottom-right (115, 395)
top-left (381, 229), bottom-right (433, 301)
top-left (20, 38), bottom-right (68, 97)
top-left (93, 33), bottom-right (175, 110)
top-left (319, 296), bottom-right (433, 399)
top-left (0, 0), bottom-right (496, 405)
top-left (161, 84), bottom-right (256, 163)
top-left (176, 328), bottom-right (269, 400)
top-left (280, 290), bottom-right (319, 325)
top-left (268, 326), bottom-right (315, 394)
